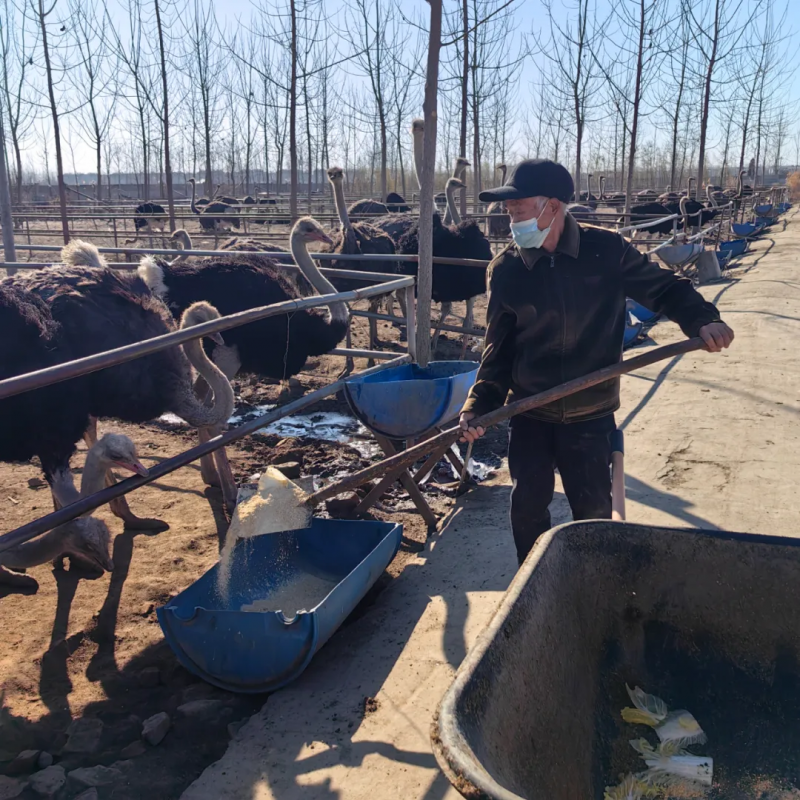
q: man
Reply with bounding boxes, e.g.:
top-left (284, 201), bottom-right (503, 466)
top-left (459, 159), bottom-right (734, 566)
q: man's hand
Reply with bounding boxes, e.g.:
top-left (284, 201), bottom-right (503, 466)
top-left (698, 321), bottom-right (734, 353)
top-left (459, 412), bottom-right (485, 443)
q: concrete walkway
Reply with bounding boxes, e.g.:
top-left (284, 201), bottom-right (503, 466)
top-left (183, 211), bottom-right (800, 799)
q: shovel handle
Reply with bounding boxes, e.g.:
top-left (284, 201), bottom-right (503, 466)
top-left (306, 337), bottom-right (705, 508)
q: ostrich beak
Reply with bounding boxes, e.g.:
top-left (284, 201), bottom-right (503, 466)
top-left (209, 332), bottom-right (225, 346)
top-left (315, 231), bottom-right (334, 246)
top-left (117, 460), bottom-right (149, 477)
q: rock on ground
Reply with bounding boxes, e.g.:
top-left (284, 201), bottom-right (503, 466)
top-left (36, 753), bottom-right (53, 770)
top-left (62, 718), bottom-right (104, 754)
top-left (29, 765), bottom-right (66, 797)
top-left (120, 740), bottom-right (147, 759)
top-left (4, 749), bottom-right (39, 775)
top-left (68, 765), bottom-right (123, 788)
top-left (0, 776), bottom-right (26, 800)
top-left (177, 699), bottom-right (223, 718)
top-left (74, 790), bottom-right (99, 800)
top-left (141, 712), bottom-right (171, 746)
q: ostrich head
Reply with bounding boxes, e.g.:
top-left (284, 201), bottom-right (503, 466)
top-left (181, 301), bottom-right (226, 345)
top-left (411, 118), bottom-right (424, 135)
top-left (326, 166), bottom-right (344, 185)
top-left (95, 433), bottom-right (149, 476)
top-left (67, 517), bottom-right (114, 573)
top-left (294, 217), bottom-right (334, 247)
top-left (447, 177), bottom-right (467, 192)
top-left (455, 157), bottom-right (471, 171)
top-left (169, 229), bottom-right (192, 251)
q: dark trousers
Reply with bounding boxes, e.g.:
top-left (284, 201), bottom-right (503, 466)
top-left (508, 413), bottom-right (615, 565)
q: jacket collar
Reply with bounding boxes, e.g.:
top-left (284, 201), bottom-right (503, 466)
top-left (517, 212), bottom-right (580, 269)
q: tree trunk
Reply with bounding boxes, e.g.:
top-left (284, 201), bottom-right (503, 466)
top-left (459, 0), bottom-right (468, 217)
top-left (416, 0), bottom-right (443, 367)
top-left (289, 0), bottom-right (298, 221)
top-left (624, 0), bottom-right (646, 216)
top-left (0, 109), bottom-right (17, 267)
top-left (154, 0), bottom-right (175, 229)
top-left (38, 0), bottom-right (69, 243)
top-left (697, 0), bottom-right (721, 196)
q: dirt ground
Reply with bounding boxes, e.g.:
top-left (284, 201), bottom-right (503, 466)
top-left (0, 243), bottom-right (502, 799)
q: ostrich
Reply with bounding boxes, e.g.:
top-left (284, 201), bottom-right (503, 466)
top-left (323, 167), bottom-right (402, 352)
top-left (6, 261), bottom-right (237, 518)
top-left (579, 173), bottom-right (598, 209)
top-left (443, 156), bottom-right (471, 224)
top-left (189, 178), bottom-right (240, 247)
top-left (250, 197), bottom-right (280, 226)
top-left (0, 432), bottom-right (147, 588)
top-left (618, 199), bottom-right (675, 236)
top-left (138, 217), bottom-right (349, 484)
top-left (486, 163), bottom-right (511, 239)
top-left (658, 186), bottom-right (679, 203)
top-left (385, 192), bottom-right (410, 213)
top-left (398, 176), bottom-right (491, 356)
top-left (0, 283), bottom-right (149, 523)
top-left (169, 228), bottom-right (311, 295)
top-left (126, 202), bottom-right (168, 247)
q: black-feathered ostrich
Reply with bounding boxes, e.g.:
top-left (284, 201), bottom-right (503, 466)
top-left (5, 259), bottom-right (236, 519)
top-left (617, 200), bottom-right (675, 236)
top-left (386, 193), bottom-right (410, 213)
top-left (137, 218), bottom-right (349, 484)
top-left (323, 167), bottom-right (403, 354)
top-left (125, 202), bottom-right (168, 247)
top-left (486, 163), bottom-right (511, 239)
top-left (0, 282), bottom-right (151, 543)
top-left (189, 178), bottom-right (240, 246)
top-left (398, 176), bottom-right (491, 356)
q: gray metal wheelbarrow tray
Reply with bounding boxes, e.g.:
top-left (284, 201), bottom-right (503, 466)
top-left (433, 521), bottom-right (800, 799)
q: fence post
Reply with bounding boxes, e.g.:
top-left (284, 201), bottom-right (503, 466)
top-left (404, 284), bottom-right (417, 362)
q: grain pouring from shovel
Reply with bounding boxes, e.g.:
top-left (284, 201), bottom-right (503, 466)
top-left (246, 338), bottom-right (706, 537)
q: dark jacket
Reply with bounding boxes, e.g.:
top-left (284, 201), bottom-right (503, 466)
top-left (461, 213), bottom-right (722, 423)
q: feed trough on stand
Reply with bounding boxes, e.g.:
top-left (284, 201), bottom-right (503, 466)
top-left (625, 298), bottom-right (659, 324)
top-left (732, 222), bottom-right (765, 239)
top-left (433, 522), bottom-right (800, 799)
top-left (343, 360), bottom-right (481, 530)
top-left (719, 239), bottom-right (747, 259)
top-left (716, 249), bottom-right (732, 270)
top-left (654, 243), bottom-right (704, 271)
top-left (158, 518), bottom-right (402, 693)
top-left (344, 361), bottom-right (479, 440)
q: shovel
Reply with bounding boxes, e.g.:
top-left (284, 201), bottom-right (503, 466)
top-left (251, 337), bottom-right (705, 534)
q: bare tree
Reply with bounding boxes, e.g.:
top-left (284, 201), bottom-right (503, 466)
top-left (67, 0), bottom-right (118, 202)
top-left (154, 0), bottom-right (176, 227)
top-left (34, 0), bottom-right (69, 242)
top-left (535, 0), bottom-right (601, 199)
top-left (0, 0), bottom-right (38, 202)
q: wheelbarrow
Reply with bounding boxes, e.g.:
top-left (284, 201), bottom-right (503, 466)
top-left (157, 517), bottom-right (402, 693)
top-left (433, 521), bottom-right (800, 799)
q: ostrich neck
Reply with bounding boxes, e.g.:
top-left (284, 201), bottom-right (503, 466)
top-left (190, 181), bottom-right (199, 215)
top-left (332, 180), bottom-right (352, 232)
top-left (599, 176), bottom-right (605, 199)
top-left (0, 524), bottom-right (77, 569)
top-left (412, 132), bottom-right (424, 192)
top-left (291, 236), bottom-right (348, 325)
top-left (173, 335), bottom-right (235, 429)
top-left (445, 184), bottom-right (462, 226)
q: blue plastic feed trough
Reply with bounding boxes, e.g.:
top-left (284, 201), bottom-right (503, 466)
top-left (157, 518), bottom-right (403, 693)
top-left (755, 203), bottom-right (774, 216)
top-left (716, 249), bottom-right (732, 269)
top-left (719, 238), bottom-right (747, 258)
top-left (625, 298), bottom-right (659, 324)
top-left (732, 222), bottom-right (765, 238)
top-left (345, 360), bottom-right (479, 440)
top-left (755, 216), bottom-right (775, 228)
top-left (623, 320), bottom-right (643, 348)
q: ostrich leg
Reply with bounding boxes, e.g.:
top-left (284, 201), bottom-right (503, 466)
top-left (459, 297), bottom-right (476, 360)
top-left (83, 417), bottom-right (168, 531)
top-left (431, 301), bottom-right (452, 355)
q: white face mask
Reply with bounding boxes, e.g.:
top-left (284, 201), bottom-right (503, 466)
top-left (509, 206), bottom-right (552, 249)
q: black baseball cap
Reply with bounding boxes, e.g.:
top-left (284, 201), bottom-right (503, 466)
top-left (479, 159), bottom-right (575, 203)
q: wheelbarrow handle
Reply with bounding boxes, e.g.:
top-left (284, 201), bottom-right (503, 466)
top-left (306, 337), bottom-right (705, 508)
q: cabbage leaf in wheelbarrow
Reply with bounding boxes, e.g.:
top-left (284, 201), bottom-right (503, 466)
top-left (622, 685), bottom-right (707, 746)
top-left (630, 738), bottom-right (713, 792)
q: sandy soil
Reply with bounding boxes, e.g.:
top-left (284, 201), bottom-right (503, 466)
top-left (0, 231), bottom-right (500, 799)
